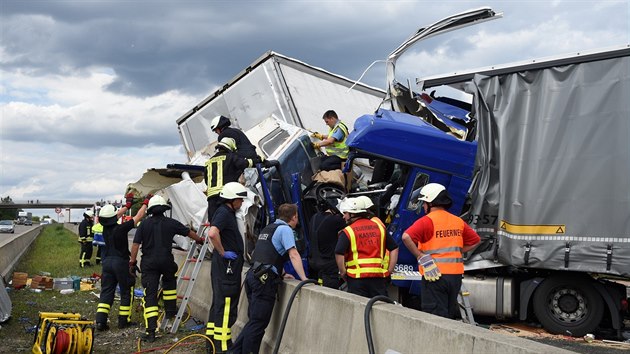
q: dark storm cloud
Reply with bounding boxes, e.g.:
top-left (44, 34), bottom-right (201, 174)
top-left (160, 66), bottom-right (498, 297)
top-left (1, 1), bottom-right (426, 97)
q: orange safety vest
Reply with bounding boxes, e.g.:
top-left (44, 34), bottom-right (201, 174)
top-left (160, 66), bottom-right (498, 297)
top-left (343, 217), bottom-right (389, 278)
top-left (420, 210), bottom-right (465, 275)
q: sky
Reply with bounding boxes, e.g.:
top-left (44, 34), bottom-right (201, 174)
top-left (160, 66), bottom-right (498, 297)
top-left (1, 0), bottom-right (629, 220)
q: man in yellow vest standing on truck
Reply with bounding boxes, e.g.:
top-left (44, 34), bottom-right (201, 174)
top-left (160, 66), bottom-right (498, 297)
top-left (402, 183), bottom-right (480, 319)
top-left (311, 110), bottom-right (352, 191)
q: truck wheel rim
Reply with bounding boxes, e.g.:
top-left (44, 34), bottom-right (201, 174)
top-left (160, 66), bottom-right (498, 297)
top-left (550, 288), bottom-right (586, 322)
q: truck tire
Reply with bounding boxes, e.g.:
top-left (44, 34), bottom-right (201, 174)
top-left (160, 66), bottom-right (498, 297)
top-left (532, 274), bottom-right (604, 337)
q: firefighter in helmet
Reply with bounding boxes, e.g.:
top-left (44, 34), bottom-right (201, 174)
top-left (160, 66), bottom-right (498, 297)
top-left (130, 195), bottom-right (204, 342)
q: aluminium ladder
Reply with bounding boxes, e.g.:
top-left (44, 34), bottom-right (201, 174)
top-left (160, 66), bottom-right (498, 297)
top-left (457, 282), bottom-right (476, 325)
top-left (390, 271), bottom-right (476, 325)
top-left (159, 223), bottom-right (211, 334)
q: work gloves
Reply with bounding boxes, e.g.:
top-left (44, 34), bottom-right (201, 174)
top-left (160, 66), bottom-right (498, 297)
top-left (223, 251), bottom-right (238, 260)
top-left (129, 260), bottom-right (140, 278)
top-left (418, 254), bottom-right (442, 281)
top-left (143, 194), bottom-right (153, 207)
top-left (311, 132), bottom-right (325, 140)
top-left (125, 193), bottom-right (134, 209)
top-left (312, 142), bottom-right (321, 150)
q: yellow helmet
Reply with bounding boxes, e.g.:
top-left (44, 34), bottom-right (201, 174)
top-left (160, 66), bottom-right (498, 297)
top-left (217, 137), bottom-right (237, 152)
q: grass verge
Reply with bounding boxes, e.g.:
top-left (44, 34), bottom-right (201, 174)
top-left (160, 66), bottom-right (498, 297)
top-left (1, 225), bottom-right (207, 353)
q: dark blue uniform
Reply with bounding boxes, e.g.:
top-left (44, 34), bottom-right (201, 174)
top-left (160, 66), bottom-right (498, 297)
top-left (78, 217), bottom-right (93, 267)
top-left (206, 204), bottom-right (244, 353)
top-left (232, 220), bottom-right (294, 354)
top-left (96, 220), bottom-right (135, 328)
top-left (133, 215), bottom-right (190, 334)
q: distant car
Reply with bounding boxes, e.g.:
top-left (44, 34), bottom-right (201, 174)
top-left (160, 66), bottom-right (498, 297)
top-left (24, 220), bottom-right (33, 226)
top-left (0, 220), bottom-right (15, 233)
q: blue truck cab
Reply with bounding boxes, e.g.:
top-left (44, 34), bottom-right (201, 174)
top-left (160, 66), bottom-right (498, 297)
top-left (344, 108), bottom-right (477, 298)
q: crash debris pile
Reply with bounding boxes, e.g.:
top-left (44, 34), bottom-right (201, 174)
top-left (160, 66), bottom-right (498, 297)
top-left (10, 271), bottom-right (100, 293)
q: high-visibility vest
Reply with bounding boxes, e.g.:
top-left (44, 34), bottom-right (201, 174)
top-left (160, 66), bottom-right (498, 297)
top-left (205, 155), bottom-right (227, 197)
top-left (421, 210), bottom-right (465, 275)
top-left (92, 223), bottom-right (105, 246)
top-left (325, 121), bottom-right (349, 159)
top-left (343, 217), bottom-right (389, 278)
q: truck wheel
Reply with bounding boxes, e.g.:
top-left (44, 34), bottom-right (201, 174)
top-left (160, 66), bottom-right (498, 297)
top-left (532, 274), bottom-right (603, 337)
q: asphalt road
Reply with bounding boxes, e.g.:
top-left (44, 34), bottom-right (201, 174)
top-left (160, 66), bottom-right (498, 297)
top-left (0, 224), bottom-right (36, 246)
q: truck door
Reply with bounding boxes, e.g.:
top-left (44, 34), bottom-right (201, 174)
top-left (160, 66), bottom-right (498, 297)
top-left (389, 167), bottom-right (453, 282)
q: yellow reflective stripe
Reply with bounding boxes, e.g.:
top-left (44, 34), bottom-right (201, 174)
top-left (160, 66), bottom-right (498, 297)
top-left (344, 226), bottom-right (360, 277)
top-left (206, 322), bottom-right (214, 336)
top-left (347, 267), bottom-right (387, 275)
top-left (206, 155), bottom-right (226, 196)
top-left (214, 297), bottom-right (232, 351)
top-left (347, 257), bottom-right (383, 266)
top-left (97, 303), bottom-right (110, 313)
top-left (162, 289), bottom-right (177, 300)
top-left (371, 217), bottom-right (389, 271)
top-left (144, 306), bottom-right (159, 319)
top-left (119, 305), bottom-right (131, 312)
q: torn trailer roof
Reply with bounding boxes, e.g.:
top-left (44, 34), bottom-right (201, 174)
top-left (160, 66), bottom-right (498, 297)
top-left (176, 51), bottom-right (385, 161)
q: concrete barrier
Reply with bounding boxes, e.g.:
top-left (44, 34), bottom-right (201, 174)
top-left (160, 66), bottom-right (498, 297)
top-left (173, 251), bottom-right (575, 354)
top-left (0, 226), bottom-right (42, 280)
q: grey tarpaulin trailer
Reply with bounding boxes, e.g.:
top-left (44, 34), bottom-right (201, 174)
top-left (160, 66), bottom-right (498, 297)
top-left (417, 44), bottom-right (630, 337)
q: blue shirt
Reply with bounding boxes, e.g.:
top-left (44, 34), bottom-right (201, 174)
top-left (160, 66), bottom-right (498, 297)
top-left (270, 219), bottom-right (296, 274)
top-left (330, 123), bottom-right (346, 142)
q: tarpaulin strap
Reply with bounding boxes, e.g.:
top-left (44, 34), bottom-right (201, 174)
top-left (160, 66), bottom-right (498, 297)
top-left (524, 243), bottom-right (531, 265)
top-left (606, 244), bottom-right (613, 271)
top-left (564, 243), bottom-right (571, 268)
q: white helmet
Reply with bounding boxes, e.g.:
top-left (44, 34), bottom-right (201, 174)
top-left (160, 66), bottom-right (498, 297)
top-left (210, 115), bottom-right (230, 131)
top-left (99, 204), bottom-right (117, 218)
top-left (220, 182), bottom-right (248, 200)
top-left (355, 196), bottom-right (374, 209)
top-left (147, 195), bottom-right (170, 212)
top-left (84, 210), bottom-right (94, 218)
top-left (417, 183), bottom-right (446, 203)
top-left (338, 197), bottom-right (366, 214)
top-left (210, 115), bottom-right (221, 131)
top-left (217, 137), bottom-right (237, 152)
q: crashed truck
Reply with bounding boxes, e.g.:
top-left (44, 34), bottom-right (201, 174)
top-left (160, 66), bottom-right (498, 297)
top-left (129, 7), bottom-right (630, 338)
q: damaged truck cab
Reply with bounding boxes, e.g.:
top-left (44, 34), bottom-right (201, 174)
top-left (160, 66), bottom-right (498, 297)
top-left (342, 45), bottom-right (630, 337)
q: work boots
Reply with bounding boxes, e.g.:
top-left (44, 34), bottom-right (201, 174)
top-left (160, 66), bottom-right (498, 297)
top-left (95, 322), bottom-right (109, 331)
top-left (141, 330), bottom-right (156, 342)
top-left (118, 317), bottom-right (137, 329)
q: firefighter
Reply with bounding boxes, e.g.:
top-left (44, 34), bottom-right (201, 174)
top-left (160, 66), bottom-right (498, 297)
top-left (401, 183), bottom-right (480, 319)
top-left (205, 182), bottom-right (248, 353)
top-left (307, 197), bottom-right (345, 289)
top-left (231, 204), bottom-right (308, 354)
top-left (210, 115), bottom-right (259, 159)
top-left (335, 197), bottom-right (399, 298)
top-left (205, 137), bottom-right (256, 220)
top-left (130, 195), bottom-right (204, 342)
top-left (92, 214), bottom-right (104, 265)
top-left (78, 210), bottom-right (94, 268)
top-left (95, 194), bottom-right (148, 331)
top-left (311, 110), bottom-right (352, 190)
